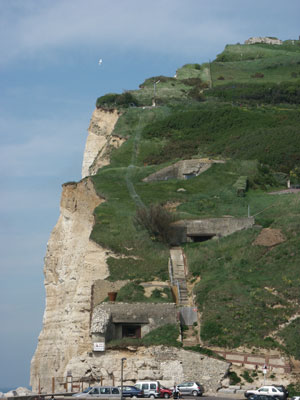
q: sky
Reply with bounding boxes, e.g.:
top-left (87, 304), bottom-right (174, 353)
top-left (0, 0), bottom-right (299, 390)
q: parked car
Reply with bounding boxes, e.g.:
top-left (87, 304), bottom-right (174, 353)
top-left (159, 386), bottom-right (173, 399)
top-left (72, 386), bottom-right (120, 397)
top-left (135, 381), bottom-right (161, 398)
top-left (247, 395), bottom-right (277, 400)
top-left (245, 386), bottom-right (288, 400)
top-left (176, 382), bottom-right (204, 397)
top-left (274, 386), bottom-right (289, 399)
top-left (118, 385), bottom-right (144, 398)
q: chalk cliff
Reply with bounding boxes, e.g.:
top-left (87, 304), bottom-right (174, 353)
top-left (30, 109), bottom-right (121, 392)
top-left (81, 108), bottom-right (124, 178)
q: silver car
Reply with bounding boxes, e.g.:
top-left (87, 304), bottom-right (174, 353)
top-left (176, 382), bottom-right (204, 397)
top-left (73, 386), bottom-right (120, 397)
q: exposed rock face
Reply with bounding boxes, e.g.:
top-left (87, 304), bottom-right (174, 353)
top-left (81, 108), bottom-right (124, 178)
top-left (65, 346), bottom-right (230, 393)
top-left (244, 37), bottom-right (283, 45)
top-left (30, 179), bottom-right (112, 392)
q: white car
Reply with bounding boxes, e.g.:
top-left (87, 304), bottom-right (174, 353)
top-left (245, 386), bottom-right (288, 400)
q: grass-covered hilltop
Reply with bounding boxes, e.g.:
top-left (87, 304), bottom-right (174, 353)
top-left (91, 37), bottom-right (300, 359)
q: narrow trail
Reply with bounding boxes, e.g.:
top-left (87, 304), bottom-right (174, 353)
top-left (124, 115), bottom-right (145, 208)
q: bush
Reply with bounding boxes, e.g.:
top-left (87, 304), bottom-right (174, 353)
top-left (228, 371), bottom-right (241, 385)
top-left (116, 281), bottom-right (146, 302)
top-left (241, 370), bottom-right (254, 383)
top-left (208, 81), bottom-right (300, 104)
top-left (96, 92), bottom-right (138, 108)
top-left (233, 176), bottom-right (248, 196)
top-left (251, 72), bottom-right (265, 78)
top-left (135, 205), bottom-right (175, 244)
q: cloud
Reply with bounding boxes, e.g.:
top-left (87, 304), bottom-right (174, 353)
top-left (4, 0), bottom-right (299, 66)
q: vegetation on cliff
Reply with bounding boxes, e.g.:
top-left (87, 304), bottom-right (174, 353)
top-left (91, 39), bottom-right (300, 358)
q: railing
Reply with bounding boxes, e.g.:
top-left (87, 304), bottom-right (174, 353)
top-left (168, 257), bottom-right (174, 286)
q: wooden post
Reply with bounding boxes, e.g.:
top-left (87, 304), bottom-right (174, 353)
top-left (52, 377), bottom-right (55, 394)
top-left (38, 378), bottom-right (41, 394)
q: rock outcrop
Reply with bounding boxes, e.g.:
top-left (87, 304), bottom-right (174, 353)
top-left (30, 178), bottom-right (112, 392)
top-left (81, 108), bottom-right (124, 178)
top-left (64, 346), bottom-right (230, 393)
top-left (244, 37), bottom-right (283, 45)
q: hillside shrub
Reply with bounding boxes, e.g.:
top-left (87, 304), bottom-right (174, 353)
top-left (233, 176), bottom-right (248, 196)
top-left (208, 81), bottom-right (300, 104)
top-left (279, 318), bottom-right (300, 360)
top-left (116, 281), bottom-right (146, 302)
top-left (134, 205), bottom-right (175, 244)
top-left (251, 72), bottom-right (264, 78)
top-left (241, 370), bottom-right (254, 383)
top-left (228, 371), bottom-right (241, 385)
top-left (287, 383), bottom-right (300, 397)
top-left (188, 87), bottom-right (206, 101)
top-left (96, 92), bottom-right (138, 108)
top-left (139, 75), bottom-right (176, 88)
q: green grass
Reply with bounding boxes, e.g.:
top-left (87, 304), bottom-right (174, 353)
top-left (212, 42), bottom-right (300, 85)
top-left (90, 40), bottom-right (300, 357)
top-left (114, 281), bottom-right (174, 302)
top-left (185, 190), bottom-right (300, 349)
top-left (139, 103), bottom-right (300, 173)
top-left (279, 318), bottom-right (300, 360)
top-left (106, 324), bottom-right (181, 348)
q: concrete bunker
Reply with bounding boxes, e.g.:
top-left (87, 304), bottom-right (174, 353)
top-left (169, 217), bottom-right (255, 246)
top-left (91, 302), bottom-right (178, 350)
top-left (187, 233), bottom-right (216, 243)
top-left (143, 158), bottom-right (225, 182)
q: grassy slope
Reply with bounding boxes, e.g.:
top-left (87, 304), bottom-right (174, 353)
top-left (91, 40), bottom-right (300, 357)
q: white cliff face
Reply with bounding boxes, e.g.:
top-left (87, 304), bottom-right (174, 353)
top-left (30, 179), bottom-right (111, 392)
top-left (81, 108), bottom-right (125, 178)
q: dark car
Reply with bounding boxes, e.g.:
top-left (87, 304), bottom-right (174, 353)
top-left (118, 385), bottom-right (144, 398)
top-left (159, 387), bottom-right (173, 399)
top-left (176, 382), bottom-right (204, 397)
top-left (274, 386), bottom-right (289, 399)
top-left (247, 395), bottom-right (277, 400)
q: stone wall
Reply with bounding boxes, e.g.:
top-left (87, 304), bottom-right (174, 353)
top-left (64, 346), bottom-right (230, 393)
top-left (92, 279), bottom-right (129, 307)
